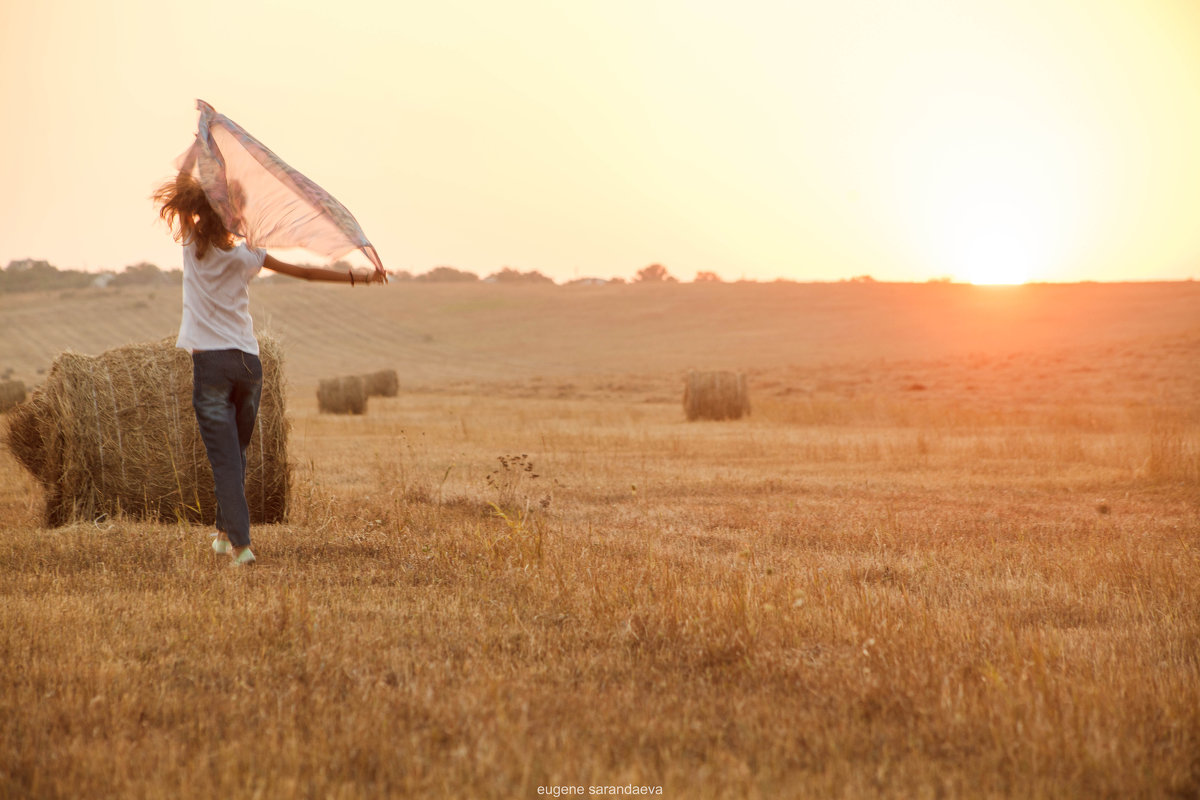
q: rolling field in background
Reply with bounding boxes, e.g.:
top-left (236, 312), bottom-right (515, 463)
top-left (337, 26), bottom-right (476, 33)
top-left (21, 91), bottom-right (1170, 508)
top-left (1, 280), bottom-right (1198, 798)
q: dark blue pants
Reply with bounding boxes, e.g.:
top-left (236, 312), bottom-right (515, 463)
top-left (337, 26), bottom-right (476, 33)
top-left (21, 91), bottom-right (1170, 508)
top-left (192, 349), bottom-right (262, 549)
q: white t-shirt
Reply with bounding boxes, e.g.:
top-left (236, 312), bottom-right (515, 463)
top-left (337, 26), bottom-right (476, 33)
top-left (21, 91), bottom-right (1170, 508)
top-left (176, 240), bottom-right (266, 355)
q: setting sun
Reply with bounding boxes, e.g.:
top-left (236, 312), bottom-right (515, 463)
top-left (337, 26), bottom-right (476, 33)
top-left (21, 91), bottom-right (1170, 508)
top-left (907, 124), bottom-right (1074, 286)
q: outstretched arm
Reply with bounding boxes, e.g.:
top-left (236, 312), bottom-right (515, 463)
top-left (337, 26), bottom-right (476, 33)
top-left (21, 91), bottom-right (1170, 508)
top-left (263, 255), bottom-right (385, 285)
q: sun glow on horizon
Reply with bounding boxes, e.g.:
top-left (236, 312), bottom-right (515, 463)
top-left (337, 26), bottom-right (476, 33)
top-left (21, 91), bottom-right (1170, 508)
top-left (877, 34), bottom-right (1099, 287)
top-left (904, 141), bottom-right (1075, 286)
top-left (961, 265), bottom-right (1031, 286)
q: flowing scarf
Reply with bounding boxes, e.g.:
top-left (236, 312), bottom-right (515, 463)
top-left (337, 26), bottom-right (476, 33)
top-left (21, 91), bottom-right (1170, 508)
top-left (177, 100), bottom-right (385, 276)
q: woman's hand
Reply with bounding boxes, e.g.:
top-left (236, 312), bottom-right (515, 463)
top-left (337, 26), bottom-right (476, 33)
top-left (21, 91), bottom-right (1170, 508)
top-left (264, 254), bottom-right (387, 285)
top-left (353, 268), bottom-right (387, 285)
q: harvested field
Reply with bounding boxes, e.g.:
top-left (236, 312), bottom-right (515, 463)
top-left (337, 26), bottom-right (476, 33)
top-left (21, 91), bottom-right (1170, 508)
top-left (0, 281), bottom-right (1197, 799)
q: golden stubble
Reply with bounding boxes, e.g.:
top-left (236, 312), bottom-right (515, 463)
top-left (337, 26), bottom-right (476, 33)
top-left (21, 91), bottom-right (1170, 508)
top-left (1, 383), bottom-right (1197, 799)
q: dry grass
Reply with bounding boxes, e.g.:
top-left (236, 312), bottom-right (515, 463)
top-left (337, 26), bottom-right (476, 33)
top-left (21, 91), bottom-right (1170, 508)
top-left (2, 383), bottom-right (1197, 798)
top-left (1, 281), bottom-right (1197, 797)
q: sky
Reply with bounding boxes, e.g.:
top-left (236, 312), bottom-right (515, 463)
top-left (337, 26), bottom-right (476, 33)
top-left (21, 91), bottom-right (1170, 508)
top-left (2, 0), bottom-right (1200, 284)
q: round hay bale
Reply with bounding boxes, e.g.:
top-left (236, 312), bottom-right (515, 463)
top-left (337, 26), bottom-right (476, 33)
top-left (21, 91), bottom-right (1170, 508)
top-left (0, 379), bottom-right (26, 413)
top-left (2, 336), bottom-right (290, 527)
top-left (317, 375), bottom-right (367, 414)
top-left (684, 370), bottom-right (750, 421)
top-left (363, 368), bottom-right (399, 398)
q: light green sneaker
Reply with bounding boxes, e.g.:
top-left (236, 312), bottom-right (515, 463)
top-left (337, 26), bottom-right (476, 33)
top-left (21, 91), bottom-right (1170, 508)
top-left (231, 547), bottom-right (257, 567)
top-left (211, 537), bottom-right (231, 555)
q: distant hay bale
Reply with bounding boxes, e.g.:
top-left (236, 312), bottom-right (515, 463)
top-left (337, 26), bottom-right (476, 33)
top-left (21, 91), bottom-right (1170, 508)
top-left (317, 375), bottom-right (367, 414)
top-left (0, 380), bottom-right (26, 413)
top-left (684, 370), bottom-right (750, 421)
top-left (3, 337), bottom-right (289, 528)
top-left (363, 369), bottom-right (399, 398)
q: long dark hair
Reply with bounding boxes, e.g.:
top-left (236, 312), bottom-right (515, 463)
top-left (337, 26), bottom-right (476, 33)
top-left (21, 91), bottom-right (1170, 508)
top-left (152, 173), bottom-right (234, 258)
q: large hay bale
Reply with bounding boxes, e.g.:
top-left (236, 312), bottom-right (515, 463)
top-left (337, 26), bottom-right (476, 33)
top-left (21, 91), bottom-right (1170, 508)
top-left (684, 370), bottom-right (750, 421)
top-left (0, 380), bottom-right (26, 413)
top-left (363, 368), bottom-right (399, 398)
top-left (317, 375), bottom-right (367, 414)
top-left (3, 336), bottom-right (289, 527)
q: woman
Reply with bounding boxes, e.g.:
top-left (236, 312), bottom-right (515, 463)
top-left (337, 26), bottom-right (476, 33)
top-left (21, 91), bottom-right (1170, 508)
top-left (153, 173), bottom-right (383, 565)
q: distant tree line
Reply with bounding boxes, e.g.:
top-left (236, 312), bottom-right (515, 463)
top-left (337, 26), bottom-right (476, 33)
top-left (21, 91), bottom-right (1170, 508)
top-left (387, 266), bottom-right (559, 284)
top-left (381, 263), bottom-right (697, 284)
top-left (2, 259), bottom-right (737, 292)
top-left (0, 259), bottom-right (183, 293)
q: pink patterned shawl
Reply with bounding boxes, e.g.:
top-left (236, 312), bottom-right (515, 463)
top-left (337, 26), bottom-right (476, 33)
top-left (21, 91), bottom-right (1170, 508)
top-left (177, 100), bottom-right (385, 276)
